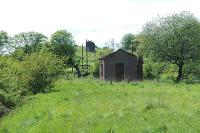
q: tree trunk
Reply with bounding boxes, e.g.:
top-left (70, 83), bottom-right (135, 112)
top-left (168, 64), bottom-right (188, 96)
top-left (176, 64), bottom-right (183, 82)
top-left (68, 57), bottom-right (81, 78)
top-left (157, 77), bottom-right (160, 83)
top-left (73, 64), bottom-right (81, 78)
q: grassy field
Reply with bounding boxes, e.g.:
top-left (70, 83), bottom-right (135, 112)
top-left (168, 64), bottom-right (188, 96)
top-left (1, 79), bottom-right (200, 133)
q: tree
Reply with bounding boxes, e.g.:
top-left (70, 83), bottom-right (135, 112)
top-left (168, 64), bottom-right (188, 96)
top-left (13, 32), bottom-right (47, 54)
top-left (141, 11), bottom-right (200, 82)
top-left (120, 33), bottom-right (136, 51)
top-left (105, 38), bottom-right (120, 51)
top-left (50, 30), bottom-right (75, 56)
top-left (0, 31), bottom-right (10, 55)
top-left (50, 30), bottom-right (81, 77)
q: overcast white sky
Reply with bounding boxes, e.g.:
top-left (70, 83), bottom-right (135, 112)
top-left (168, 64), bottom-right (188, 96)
top-left (0, 0), bottom-right (200, 47)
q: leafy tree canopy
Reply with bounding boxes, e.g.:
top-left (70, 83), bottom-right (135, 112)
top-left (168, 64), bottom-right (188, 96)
top-left (50, 30), bottom-right (81, 77)
top-left (13, 32), bottom-right (47, 54)
top-left (50, 30), bottom-right (75, 57)
top-left (120, 33), bottom-right (136, 50)
top-left (141, 11), bottom-right (200, 82)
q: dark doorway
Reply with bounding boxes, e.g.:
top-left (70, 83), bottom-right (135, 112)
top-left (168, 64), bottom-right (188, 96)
top-left (115, 63), bottom-right (124, 81)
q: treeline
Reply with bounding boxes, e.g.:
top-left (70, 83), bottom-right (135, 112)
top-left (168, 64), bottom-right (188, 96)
top-left (0, 30), bottom-right (109, 117)
top-left (0, 30), bottom-right (80, 117)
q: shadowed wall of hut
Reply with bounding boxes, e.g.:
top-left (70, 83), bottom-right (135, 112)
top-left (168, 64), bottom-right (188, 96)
top-left (137, 57), bottom-right (143, 81)
top-left (99, 49), bottom-right (140, 81)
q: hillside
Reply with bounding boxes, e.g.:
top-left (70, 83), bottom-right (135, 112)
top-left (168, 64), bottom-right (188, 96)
top-left (75, 45), bottom-right (112, 66)
top-left (1, 79), bottom-right (200, 133)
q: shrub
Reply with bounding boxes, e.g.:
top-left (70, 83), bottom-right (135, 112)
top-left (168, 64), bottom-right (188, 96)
top-left (0, 56), bottom-right (24, 116)
top-left (11, 48), bottom-right (26, 61)
top-left (183, 62), bottom-right (200, 80)
top-left (22, 52), bottom-right (64, 94)
top-left (92, 61), bottom-right (100, 77)
top-left (0, 52), bottom-right (65, 117)
top-left (143, 60), bottom-right (155, 80)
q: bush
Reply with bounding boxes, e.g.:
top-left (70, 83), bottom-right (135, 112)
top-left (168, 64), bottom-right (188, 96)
top-left (0, 56), bottom-right (24, 115)
top-left (22, 52), bottom-right (64, 94)
top-left (92, 61), bottom-right (100, 77)
top-left (143, 60), bottom-right (155, 80)
top-left (0, 52), bottom-right (65, 117)
top-left (183, 62), bottom-right (200, 80)
top-left (143, 59), bottom-right (168, 82)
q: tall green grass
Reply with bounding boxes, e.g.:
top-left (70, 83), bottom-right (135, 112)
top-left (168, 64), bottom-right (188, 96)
top-left (0, 79), bottom-right (200, 133)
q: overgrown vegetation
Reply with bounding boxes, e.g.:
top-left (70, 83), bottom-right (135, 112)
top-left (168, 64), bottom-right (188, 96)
top-left (0, 79), bottom-right (200, 132)
top-left (0, 57), bottom-right (23, 117)
top-left (22, 52), bottom-right (64, 94)
top-left (0, 10), bottom-right (200, 132)
top-left (0, 52), bottom-right (64, 117)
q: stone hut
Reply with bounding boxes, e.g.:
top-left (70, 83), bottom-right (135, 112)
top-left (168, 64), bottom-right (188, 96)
top-left (99, 49), bottom-right (143, 81)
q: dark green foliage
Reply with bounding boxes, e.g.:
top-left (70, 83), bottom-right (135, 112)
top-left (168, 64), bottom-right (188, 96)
top-left (22, 52), bottom-right (64, 94)
top-left (0, 52), bottom-right (64, 117)
top-left (144, 61), bottom-right (155, 80)
top-left (144, 59), bottom-right (167, 82)
top-left (141, 11), bottom-right (200, 82)
top-left (91, 61), bottom-right (100, 77)
top-left (0, 31), bottom-right (75, 114)
top-left (11, 48), bottom-right (26, 61)
top-left (49, 30), bottom-right (80, 77)
top-left (50, 30), bottom-right (75, 57)
top-left (0, 57), bottom-right (24, 116)
top-left (183, 62), bottom-right (200, 80)
top-left (151, 62), bottom-right (167, 82)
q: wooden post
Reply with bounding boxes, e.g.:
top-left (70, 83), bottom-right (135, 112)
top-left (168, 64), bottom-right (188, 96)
top-left (81, 43), bottom-right (83, 69)
top-left (86, 40), bottom-right (88, 72)
top-left (87, 51), bottom-right (88, 72)
top-left (110, 76), bottom-right (112, 84)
